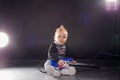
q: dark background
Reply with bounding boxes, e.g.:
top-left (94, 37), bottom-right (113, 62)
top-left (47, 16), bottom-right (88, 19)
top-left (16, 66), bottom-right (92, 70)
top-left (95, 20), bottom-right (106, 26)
top-left (0, 0), bottom-right (119, 63)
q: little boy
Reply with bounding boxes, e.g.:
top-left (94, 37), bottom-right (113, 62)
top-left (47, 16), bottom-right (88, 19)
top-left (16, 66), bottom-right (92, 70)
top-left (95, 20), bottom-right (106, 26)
top-left (44, 25), bottom-right (76, 77)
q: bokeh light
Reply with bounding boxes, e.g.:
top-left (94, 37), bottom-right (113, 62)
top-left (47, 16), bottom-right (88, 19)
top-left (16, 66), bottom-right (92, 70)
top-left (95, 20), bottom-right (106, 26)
top-left (105, 0), bottom-right (119, 11)
top-left (0, 32), bottom-right (9, 48)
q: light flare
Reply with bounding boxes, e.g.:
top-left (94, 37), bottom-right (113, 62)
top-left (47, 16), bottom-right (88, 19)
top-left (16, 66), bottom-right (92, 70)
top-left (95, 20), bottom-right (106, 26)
top-left (0, 32), bottom-right (9, 48)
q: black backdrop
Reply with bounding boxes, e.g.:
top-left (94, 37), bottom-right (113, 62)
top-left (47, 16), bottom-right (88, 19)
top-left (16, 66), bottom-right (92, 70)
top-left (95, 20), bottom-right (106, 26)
top-left (0, 0), bottom-right (119, 62)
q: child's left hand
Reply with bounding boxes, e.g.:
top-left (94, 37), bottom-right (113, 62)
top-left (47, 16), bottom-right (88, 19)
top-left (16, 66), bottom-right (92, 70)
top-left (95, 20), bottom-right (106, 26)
top-left (71, 60), bottom-right (77, 64)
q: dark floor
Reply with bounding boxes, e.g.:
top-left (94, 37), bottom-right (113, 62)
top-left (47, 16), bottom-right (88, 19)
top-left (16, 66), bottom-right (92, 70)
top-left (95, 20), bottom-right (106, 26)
top-left (0, 60), bottom-right (120, 80)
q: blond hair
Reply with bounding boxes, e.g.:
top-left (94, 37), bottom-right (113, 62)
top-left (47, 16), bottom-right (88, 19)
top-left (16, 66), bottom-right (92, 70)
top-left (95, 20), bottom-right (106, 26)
top-left (55, 25), bottom-right (68, 35)
top-left (54, 25), bottom-right (68, 41)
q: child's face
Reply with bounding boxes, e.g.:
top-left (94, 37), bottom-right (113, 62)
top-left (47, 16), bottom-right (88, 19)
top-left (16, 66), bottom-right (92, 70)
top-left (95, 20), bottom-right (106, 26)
top-left (54, 31), bottom-right (68, 45)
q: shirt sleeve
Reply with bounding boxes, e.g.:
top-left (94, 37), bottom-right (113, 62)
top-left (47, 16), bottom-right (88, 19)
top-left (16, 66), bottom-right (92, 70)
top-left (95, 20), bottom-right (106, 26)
top-left (65, 45), bottom-right (72, 58)
top-left (48, 43), bottom-right (59, 62)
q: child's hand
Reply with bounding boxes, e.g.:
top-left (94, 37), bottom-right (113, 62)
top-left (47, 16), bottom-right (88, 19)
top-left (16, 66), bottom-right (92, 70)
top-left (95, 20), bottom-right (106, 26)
top-left (71, 60), bottom-right (77, 64)
top-left (58, 60), bottom-right (64, 66)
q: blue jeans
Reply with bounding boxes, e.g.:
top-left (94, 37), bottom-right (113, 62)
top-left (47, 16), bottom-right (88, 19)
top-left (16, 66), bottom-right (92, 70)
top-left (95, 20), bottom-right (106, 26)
top-left (50, 58), bottom-right (73, 68)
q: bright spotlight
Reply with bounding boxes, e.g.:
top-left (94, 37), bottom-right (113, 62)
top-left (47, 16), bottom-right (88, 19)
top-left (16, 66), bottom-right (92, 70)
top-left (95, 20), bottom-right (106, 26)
top-left (0, 32), bottom-right (9, 48)
top-left (105, 0), bottom-right (119, 11)
top-left (106, 0), bottom-right (118, 2)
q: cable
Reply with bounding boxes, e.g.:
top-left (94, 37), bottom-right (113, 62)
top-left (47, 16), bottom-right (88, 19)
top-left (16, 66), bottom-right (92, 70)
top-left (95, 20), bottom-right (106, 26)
top-left (38, 59), bottom-right (47, 73)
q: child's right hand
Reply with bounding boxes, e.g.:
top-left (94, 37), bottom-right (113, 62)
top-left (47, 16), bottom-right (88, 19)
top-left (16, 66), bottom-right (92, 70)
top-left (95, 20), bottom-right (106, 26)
top-left (58, 60), bottom-right (64, 66)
